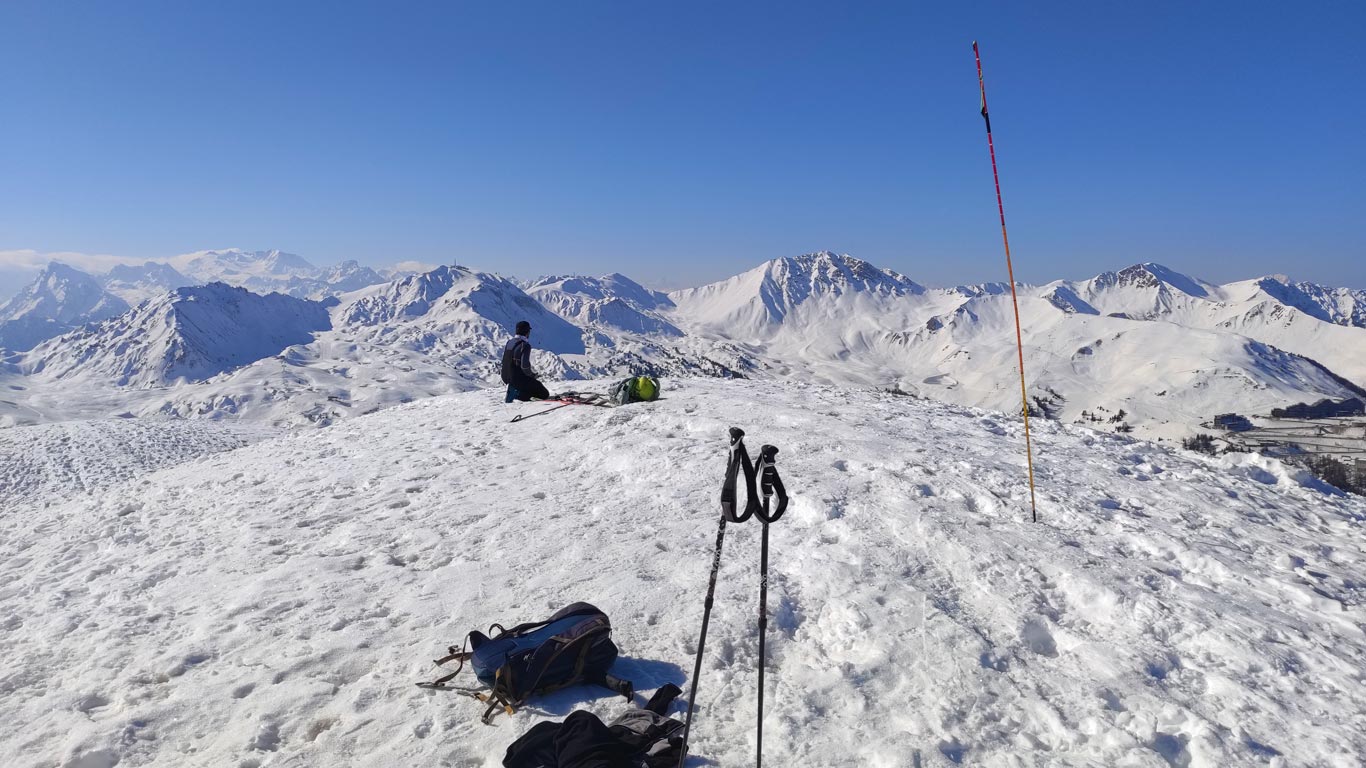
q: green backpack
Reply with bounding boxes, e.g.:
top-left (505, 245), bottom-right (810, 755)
top-left (611, 376), bottom-right (660, 405)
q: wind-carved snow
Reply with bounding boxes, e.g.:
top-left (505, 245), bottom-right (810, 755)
top-left (1, 380), bottom-right (1361, 767)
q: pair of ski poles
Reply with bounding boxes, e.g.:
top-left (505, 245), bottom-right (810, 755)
top-left (677, 427), bottom-right (789, 768)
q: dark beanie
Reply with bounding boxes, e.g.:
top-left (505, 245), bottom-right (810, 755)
top-left (515, 321), bottom-right (531, 336)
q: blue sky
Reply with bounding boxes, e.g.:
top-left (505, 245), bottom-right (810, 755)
top-left (2, 0), bottom-right (1363, 294)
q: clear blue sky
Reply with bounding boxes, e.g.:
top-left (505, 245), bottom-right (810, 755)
top-left (2, 0), bottom-right (1363, 291)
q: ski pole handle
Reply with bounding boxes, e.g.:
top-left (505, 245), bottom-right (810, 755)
top-left (756, 445), bottom-right (788, 524)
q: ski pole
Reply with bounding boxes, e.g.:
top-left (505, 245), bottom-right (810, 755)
top-left (973, 40), bottom-right (1040, 523)
top-left (753, 445), bottom-right (787, 768)
top-left (509, 393), bottom-right (606, 423)
top-left (510, 401), bottom-right (577, 423)
top-left (676, 427), bottom-right (748, 768)
top-left (756, 518), bottom-right (770, 766)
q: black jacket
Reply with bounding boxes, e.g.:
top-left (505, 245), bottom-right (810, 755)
top-left (501, 336), bottom-right (537, 385)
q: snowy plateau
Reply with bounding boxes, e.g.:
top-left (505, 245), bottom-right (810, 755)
top-left (1, 381), bottom-right (1364, 767)
top-left (1, 250), bottom-right (1365, 767)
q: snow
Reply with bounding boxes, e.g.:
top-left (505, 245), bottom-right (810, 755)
top-left (2, 379), bottom-right (1363, 767)
top-left (23, 284), bottom-right (332, 387)
top-left (3, 251), bottom-right (1365, 448)
top-left (0, 418), bottom-right (278, 514)
top-left (0, 263), bottom-right (129, 351)
top-left (527, 274), bottom-right (682, 338)
top-left (165, 250), bottom-right (390, 301)
top-left (101, 263), bottom-right (194, 305)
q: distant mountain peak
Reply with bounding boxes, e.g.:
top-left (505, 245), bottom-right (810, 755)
top-left (178, 248), bottom-right (318, 282)
top-left (24, 282), bottom-right (330, 386)
top-left (762, 251), bottom-right (925, 299)
top-left (101, 261), bottom-right (194, 305)
top-left (1250, 275), bottom-right (1366, 328)
top-left (666, 251), bottom-right (926, 337)
top-left (337, 263), bottom-right (586, 355)
top-left (1093, 263), bottom-right (1211, 298)
top-left (0, 261), bottom-right (130, 351)
top-left (527, 272), bottom-right (680, 337)
top-left (40, 260), bottom-right (88, 279)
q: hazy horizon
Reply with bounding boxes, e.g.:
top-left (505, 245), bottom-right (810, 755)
top-left (3, 245), bottom-right (1361, 306)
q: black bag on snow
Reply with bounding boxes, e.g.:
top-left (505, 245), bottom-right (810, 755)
top-left (420, 602), bottom-right (632, 723)
top-left (502, 683), bottom-right (686, 768)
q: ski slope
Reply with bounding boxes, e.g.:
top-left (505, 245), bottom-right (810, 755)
top-left (1, 380), bottom-right (1363, 767)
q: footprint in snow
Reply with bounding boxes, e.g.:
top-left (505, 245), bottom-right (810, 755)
top-left (1149, 732), bottom-right (1192, 767)
top-left (938, 738), bottom-right (967, 764)
top-left (1020, 617), bottom-right (1059, 657)
top-left (1098, 688), bottom-right (1125, 711)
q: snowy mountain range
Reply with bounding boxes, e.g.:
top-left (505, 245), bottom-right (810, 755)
top-left (1, 249), bottom-right (1363, 438)
top-left (167, 249), bottom-right (392, 301)
top-left (23, 283), bottom-right (331, 387)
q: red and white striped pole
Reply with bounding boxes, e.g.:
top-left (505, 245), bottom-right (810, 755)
top-left (973, 40), bottom-right (1040, 523)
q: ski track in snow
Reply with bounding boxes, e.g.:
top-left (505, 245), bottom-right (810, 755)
top-left (1, 379), bottom-right (1364, 767)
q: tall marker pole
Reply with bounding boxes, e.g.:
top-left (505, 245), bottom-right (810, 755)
top-left (973, 40), bottom-right (1039, 523)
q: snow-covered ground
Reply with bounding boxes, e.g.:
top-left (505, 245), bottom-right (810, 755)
top-left (0, 418), bottom-right (278, 515)
top-left (2, 379), bottom-right (1364, 767)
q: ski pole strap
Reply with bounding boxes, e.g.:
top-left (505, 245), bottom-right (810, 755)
top-left (721, 427), bottom-right (762, 523)
top-left (755, 444), bottom-right (788, 524)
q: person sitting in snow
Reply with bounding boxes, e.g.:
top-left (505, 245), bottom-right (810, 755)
top-left (501, 320), bottom-right (550, 402)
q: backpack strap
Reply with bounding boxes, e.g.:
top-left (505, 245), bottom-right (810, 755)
top-left (412, 628), bottom-right (478, 688)
top-left (491, 616), bottom-right (557, 639)
top-left (480, 665), bottom-right (521, 723)
top-left (420, 633), bottom-right (475, 687)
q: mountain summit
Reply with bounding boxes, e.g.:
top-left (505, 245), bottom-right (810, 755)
top-left (102, 261), bottom-right (194, 304)
top-left (177, 249), bottom-right (318, 283)
top-left (527, 273), bottom-right (681, 337)
top-left (338, 264), bottom-right (586, 357)
top-left (24, 282), bottom-right (330, 386)
top-left (0, 262), bottom-right (129, 351)
top-left (669, 251), bottom-right (925, 337)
